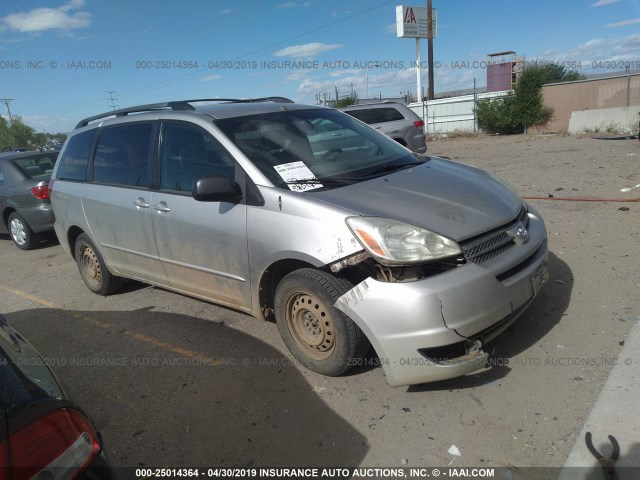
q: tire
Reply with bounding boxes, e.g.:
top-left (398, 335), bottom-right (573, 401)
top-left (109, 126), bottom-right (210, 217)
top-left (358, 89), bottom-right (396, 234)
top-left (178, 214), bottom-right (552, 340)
top-left (74, 233), bottom-right (124, 295)
top-left (274, 268), bottom-right (370, 376)
top-left (8, 212), bottom-right (40, 250)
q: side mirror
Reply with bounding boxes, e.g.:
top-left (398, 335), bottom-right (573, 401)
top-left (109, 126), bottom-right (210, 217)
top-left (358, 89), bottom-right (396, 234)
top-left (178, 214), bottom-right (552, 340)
top-left (192, 175), bottom-right (243, 202)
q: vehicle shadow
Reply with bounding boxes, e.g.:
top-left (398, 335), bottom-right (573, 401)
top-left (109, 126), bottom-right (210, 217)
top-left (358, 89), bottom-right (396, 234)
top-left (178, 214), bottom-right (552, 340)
top-left (5, 308), bottom-right (369, 472)
top-left (409, 250), bottom-right (573, 391)
top-left (0, 232), bottom-right (59, 250)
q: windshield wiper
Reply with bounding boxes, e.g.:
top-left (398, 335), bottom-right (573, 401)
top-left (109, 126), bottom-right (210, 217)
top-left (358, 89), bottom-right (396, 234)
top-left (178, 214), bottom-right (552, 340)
top-left (359, 159), bottom-right (426, 178)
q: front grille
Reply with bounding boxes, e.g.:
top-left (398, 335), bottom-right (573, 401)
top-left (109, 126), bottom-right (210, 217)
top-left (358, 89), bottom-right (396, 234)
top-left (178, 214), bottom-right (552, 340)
top-left (461, 208), bottom-right (529, 264)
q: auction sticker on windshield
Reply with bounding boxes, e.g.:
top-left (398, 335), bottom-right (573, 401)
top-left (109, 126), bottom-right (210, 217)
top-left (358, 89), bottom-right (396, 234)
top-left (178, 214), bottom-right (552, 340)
top-left (274, 161), bottom-right (323, 192)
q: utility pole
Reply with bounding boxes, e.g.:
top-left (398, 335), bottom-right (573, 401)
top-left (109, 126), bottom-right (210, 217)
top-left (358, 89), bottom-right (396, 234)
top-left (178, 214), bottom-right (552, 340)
top-left (0, 98), bottom-right (14, 122)
top-left (106, 88), bottom-right (119, 110)
top-left (427, 0), bottom-right (434, 100)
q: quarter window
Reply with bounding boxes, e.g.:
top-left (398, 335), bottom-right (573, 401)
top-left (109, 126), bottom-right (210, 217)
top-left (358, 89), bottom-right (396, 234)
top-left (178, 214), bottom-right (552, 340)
top-left (160, 123), bottom-right (235, 193)
top-left (375, 108), bottom-right (405, 123)
top-left (13, 154), bottom-right (57, 179)
top-left (93, 123), bottom-right (153, 187)
top-left (56, 129), bottom-right (96, 182)
top-left (346, 109), bottom-right (375, 124)
top-left (345, 108), bottom-right (405, 124)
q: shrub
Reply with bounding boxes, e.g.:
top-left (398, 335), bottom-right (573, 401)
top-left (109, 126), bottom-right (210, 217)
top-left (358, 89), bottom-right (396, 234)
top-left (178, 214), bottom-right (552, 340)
top-left (477, 64), bottom-right (584, 134)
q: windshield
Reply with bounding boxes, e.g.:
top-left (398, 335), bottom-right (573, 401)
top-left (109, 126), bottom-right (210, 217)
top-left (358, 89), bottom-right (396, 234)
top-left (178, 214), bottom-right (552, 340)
top-left (215, 108), bottom-right (424, 191)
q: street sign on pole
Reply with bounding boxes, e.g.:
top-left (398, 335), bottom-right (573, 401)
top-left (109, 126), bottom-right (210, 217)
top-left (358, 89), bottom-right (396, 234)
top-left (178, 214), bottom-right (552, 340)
top-left (396, 5), bottom-right (437, 101)
top-left (396, 5), bottom-right (437, 39)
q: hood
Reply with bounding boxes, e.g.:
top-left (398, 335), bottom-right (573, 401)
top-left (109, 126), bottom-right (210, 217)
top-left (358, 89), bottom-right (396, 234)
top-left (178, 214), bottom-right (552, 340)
top-left (304, 157), bottom-right (523, 242)
top-left (0, 316), bottom-right (66, 414)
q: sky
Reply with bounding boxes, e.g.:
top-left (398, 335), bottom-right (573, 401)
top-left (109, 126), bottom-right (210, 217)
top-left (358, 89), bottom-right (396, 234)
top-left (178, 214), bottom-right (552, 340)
top-left (1, 0), bottom-right (640, 133)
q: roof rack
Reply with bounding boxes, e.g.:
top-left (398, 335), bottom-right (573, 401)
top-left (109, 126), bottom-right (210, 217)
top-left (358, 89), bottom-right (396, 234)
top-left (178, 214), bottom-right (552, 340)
top-left (74, 97), bottom-right (295, 129)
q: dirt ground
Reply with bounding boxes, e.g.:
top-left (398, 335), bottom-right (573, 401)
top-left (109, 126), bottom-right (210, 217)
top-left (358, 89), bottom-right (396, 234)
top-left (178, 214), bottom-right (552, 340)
top-left (1, 133), bottom-right (638, 475)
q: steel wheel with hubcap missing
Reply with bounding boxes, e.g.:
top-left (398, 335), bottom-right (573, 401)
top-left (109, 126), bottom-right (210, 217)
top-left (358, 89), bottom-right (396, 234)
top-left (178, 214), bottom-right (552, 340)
top-left (74, 233), bottom-right (124, 295)
top-left (286, 291), bottom-right (336, 361)
top-left (274, 268), bottom-right (370, 376)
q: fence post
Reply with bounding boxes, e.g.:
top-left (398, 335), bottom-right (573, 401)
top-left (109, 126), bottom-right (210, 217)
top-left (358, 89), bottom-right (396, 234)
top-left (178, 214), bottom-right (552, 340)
top-left (473, 78), bottom-right (477, 133)
top-left (423, 99), bottom-right (428, 134)
top-left (627, 69), bottom-right (631, 107)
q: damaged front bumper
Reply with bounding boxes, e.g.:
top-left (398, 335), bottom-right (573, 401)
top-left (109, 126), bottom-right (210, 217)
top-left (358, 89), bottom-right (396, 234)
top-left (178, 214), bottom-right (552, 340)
top-left (334, 211), bottom-right (548, 387)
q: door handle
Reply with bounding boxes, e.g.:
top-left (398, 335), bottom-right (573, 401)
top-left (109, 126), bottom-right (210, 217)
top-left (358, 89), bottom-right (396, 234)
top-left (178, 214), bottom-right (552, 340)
top-left (133, 198), bottom-right (149, 208)
top-left (153, 202), bottom-right (171, 213)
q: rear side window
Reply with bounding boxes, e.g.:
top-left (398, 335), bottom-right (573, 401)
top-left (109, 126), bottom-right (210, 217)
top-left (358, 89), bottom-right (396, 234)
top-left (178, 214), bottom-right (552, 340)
top-left (346, 109), bottom-right (375, 124)
top-left (93, 123), bottom-right (153, 187)
top-left (374, 108), bottom-right (405, 123)
top-left (56, 129), bottom-right (96, 181)
top-left (160, 123), bottom-right (235, 193)
top-left (12, 154), bottom-right (57, 179)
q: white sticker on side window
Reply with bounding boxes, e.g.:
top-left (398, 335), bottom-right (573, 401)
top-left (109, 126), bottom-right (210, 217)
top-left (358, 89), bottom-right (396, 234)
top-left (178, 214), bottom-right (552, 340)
top-left (273, 161), bottom-right (323, 192)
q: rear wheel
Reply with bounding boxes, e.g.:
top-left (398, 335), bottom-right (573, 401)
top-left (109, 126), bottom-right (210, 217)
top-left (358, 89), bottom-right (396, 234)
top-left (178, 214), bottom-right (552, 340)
top-left (274, 268), bottom-right (369, 376)
top-left (8, 212), bottom-right (40, 250)
top-left (74, 233), bottom-right (124, 295)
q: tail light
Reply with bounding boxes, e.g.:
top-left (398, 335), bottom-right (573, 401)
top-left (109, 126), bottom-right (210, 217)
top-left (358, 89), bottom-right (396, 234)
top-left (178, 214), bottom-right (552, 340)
top-left (31, 184), bottom-right (50, 200)
top-left (414, 120), bottom-right (425, 128)
top-left (4, 408), bottom-right (101, 480)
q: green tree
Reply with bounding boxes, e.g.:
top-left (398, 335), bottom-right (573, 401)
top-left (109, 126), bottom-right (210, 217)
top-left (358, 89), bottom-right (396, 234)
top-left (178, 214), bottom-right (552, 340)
top-left (333, 86), bottom-right (358, 108)
top-left (0, 116), bottom-right (11, 150)
top-left (0, 115), bottom-right (65, 150)
top-left (8, 117), bottom-right (36, 149)
top-left (475, 94), bottom-right (519, 133)
top-left (476, 63), bottom-right (585, 133)
top-left (522, 63), bottom-right (585, 85)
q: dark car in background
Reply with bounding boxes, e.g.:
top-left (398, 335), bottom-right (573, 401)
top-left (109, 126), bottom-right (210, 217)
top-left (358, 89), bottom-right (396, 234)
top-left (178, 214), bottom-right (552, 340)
top-left (0, 313), bottom-right (112, 479)
top-left (0, 150), bottom-right (58, 249)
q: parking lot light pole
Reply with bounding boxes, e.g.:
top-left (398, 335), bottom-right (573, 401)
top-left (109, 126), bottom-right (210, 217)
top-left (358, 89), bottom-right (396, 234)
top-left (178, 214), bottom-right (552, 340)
top-left (427, 0), bottom-right (434, 100)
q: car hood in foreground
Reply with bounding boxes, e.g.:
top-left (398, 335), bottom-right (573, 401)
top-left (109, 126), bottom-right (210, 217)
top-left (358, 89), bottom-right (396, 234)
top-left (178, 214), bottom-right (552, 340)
top-left (304, 157), bottom-right (523, 242)
top-left (0, 317), bottom-right (66, 415)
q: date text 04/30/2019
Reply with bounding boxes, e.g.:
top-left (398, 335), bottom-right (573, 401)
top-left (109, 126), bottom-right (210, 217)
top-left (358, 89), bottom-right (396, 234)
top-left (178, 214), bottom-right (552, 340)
top-left (134, 467), bottom-right (497, 478)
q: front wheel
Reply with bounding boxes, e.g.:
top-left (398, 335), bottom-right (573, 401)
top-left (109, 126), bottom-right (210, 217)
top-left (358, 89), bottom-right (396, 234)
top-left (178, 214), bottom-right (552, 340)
top-left (74, 233), bottom-right (124, 295)
top-left (274, 268), bottom-right (370, 376)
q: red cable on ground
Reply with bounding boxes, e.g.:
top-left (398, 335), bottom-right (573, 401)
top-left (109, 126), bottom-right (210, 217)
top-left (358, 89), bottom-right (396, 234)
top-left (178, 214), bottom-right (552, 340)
top-left (523, 196), bottom-right (640, 203)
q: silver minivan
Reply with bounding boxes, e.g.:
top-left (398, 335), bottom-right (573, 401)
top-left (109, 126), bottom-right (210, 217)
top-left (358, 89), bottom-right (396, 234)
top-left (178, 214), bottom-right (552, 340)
top-left (51, 98), bottom-right (548, 387)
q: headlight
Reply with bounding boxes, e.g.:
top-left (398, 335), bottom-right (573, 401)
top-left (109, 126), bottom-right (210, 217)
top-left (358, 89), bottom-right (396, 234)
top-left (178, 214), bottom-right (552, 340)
top-left (346, 217), bottom-right (462, 265)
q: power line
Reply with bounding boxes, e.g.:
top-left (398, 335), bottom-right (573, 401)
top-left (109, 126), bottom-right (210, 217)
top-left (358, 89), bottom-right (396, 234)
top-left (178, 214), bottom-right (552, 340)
top-left (38, 0), bottom-right (398, 114)
top-left (106, 88), bottom-right (119, 110)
